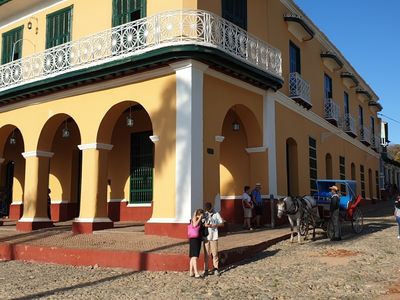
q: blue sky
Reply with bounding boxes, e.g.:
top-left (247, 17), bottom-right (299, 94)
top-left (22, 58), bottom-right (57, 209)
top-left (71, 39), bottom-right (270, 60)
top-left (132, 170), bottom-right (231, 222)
top-left (294, 0), bottom-right (400, 144)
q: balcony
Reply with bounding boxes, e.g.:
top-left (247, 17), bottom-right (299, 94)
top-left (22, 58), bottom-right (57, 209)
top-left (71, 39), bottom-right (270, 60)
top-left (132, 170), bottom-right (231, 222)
top-left (371, 135), bottom-right (381, 151)
top-left (359, 126), bottom-right (371, 145)
top-left (324, 98), bottom-right (340, 126)
top-left (0, 10), bottom-right (283, 99)
top-left (288, 72), bottom-right (311, 109)
top-left (341, 113), bottom-right (357, 137)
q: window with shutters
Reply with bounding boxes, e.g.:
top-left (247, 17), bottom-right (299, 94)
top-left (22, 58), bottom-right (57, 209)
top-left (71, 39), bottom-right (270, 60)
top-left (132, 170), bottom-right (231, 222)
top-left (1, 26), bottom-right (23, 64)
top-left (309, 137), bottom-right (317, 194)
top-left (339, 156), bottom-right (346, 194)
top-left (130, 130), bottom-right (154, 203)
top-left (360, 165), bottom-right (365, 198)
top-left (222, 0), bottom-right (247, 29)
top-left (46, 6), bottom-right (73, 49)
top-left (112, 0), bottom-right (146, 26)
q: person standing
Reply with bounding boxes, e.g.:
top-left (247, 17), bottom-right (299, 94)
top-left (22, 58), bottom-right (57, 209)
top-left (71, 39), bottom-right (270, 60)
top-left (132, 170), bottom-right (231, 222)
top-left (329, 185), bottom-right (341, 241)
top-left (251, 183), bottom-right (263, 228)
top-left (188, 209), bottom-right (204, 278)
top-left (242, 186), bottom-right (253, 230)
top-left (203, 202), bottom-right (224, 276)
top-left (394, 196), bottom-right (400, 239)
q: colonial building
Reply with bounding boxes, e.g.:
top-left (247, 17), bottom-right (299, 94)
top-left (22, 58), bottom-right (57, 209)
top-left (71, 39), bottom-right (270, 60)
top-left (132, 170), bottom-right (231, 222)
top-left (0, 0), bottom-right (382, 238)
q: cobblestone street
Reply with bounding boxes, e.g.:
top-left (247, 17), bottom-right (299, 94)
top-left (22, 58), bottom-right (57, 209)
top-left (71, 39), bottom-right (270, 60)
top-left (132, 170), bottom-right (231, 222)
top-left (1, 201), bottom-right (399, 300)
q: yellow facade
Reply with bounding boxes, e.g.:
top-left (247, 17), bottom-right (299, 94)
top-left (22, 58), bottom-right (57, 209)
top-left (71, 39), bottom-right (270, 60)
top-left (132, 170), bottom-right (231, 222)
top-left (0, 0), bottom-right (381, 236)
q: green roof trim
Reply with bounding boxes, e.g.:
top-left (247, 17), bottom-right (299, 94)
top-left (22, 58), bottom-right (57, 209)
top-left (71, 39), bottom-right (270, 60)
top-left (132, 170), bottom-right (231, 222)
top-left (0, 0), bottom-right (11, 6)
top-left (0, 45), bottom-right (283, 102)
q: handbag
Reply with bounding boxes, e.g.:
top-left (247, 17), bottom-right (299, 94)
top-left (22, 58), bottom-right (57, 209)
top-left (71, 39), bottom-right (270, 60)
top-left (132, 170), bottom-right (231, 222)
top-left (187, 222), bottom-right (200, 238)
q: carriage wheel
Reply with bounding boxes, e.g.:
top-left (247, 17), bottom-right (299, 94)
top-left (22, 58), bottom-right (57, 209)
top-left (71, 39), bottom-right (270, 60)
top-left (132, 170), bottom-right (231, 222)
top-left (351, 207), bottom-right (363, 234)
top-left (299, 217), bottom-right (309, 236)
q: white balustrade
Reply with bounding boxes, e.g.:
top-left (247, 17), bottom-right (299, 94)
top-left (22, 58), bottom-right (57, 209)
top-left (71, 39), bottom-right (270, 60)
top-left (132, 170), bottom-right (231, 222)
top-left (341, 113), bottom-right (356, 135)
top-left (0, 10), bottom-right (282, 91)
top-left (324, 98), bottom-right (340, 123)
top-left (289, 72), bottom-right (311, 106)
top-left (359, 126), bottom-right (371, 144)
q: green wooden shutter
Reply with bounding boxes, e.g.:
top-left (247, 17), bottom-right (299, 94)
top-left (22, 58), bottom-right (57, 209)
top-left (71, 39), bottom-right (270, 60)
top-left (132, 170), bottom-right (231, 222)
top-left (130, 130), bottom-right (154, 204)
top-left (222, 0), bottom-right (247, 30)
top-left (1, 26), bottom-right (23, 64)
top-left (46, 6), bottom-right (73, 49)
top-left (112, 0), bottom-right (146, 27)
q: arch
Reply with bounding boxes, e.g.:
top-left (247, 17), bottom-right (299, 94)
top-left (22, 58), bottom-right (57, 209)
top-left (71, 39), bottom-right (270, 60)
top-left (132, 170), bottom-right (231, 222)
top-left (219, 104), bottom-right (263, 196)
top-left (351, 163), bottom-right (356, 180)
top-left (286, 138), bottom-right (298, 196)
top-left (101, 101), bottom-right (154, 219)
top-left (38, 114), bottom-right (82, 221)
top-left (325, 153), bottom-right (332, 179)
top-left (0, 125), bottom-right (25, 218)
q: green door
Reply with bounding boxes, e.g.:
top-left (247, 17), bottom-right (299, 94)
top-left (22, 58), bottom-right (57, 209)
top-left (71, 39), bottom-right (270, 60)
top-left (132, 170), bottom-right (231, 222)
top-left (130, 130), bottom-right (154, 204)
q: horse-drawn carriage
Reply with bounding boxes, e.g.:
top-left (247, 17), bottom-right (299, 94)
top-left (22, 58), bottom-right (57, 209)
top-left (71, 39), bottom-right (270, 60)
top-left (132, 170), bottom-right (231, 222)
top-left (277, 179), bottom-right (364, 242)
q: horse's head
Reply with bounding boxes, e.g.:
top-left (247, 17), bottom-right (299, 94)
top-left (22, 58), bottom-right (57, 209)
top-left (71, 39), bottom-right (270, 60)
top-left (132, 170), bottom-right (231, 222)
top-left (277, 197), bottom-right (290, 218)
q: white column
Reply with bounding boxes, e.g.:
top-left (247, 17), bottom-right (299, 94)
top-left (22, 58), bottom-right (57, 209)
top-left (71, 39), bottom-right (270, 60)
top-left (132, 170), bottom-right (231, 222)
top-left (264, 91), bottom-right (277, 196)
top-left (171, 60), bottom-right (208, 222)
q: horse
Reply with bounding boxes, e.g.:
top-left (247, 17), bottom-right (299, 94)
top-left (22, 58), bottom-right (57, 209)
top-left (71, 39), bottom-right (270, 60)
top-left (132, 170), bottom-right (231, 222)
top-left (277, 196), bottom-right (303, 243)
top-left (277, 196), bottom-right (321, 243)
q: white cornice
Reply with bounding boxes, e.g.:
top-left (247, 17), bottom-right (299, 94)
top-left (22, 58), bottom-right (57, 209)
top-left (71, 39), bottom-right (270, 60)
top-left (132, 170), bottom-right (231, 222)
top-left (245, 146), bottom-right (267, 153)
top-left (22, 150), bottom-right (54, 158)
top-left (279, 0), bottom-right (378, 101)
top-left (78, 143), bottom-right (113, 151)
top-left (0, 66), bottom-right (173, 113)
top-left (169, 59), bottom-right (209, 72)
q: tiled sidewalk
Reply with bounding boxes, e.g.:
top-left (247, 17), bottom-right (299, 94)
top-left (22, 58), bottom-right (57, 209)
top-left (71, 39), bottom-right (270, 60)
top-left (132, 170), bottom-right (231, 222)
top-left (0, 199), bottom-right (390, 271)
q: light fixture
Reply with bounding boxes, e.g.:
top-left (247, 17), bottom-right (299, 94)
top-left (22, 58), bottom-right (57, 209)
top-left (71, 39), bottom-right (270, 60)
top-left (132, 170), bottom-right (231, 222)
top-left (232, 106), bottom-right (240, 131)
top-left (27, 17), bottom-right (38, 34)
top-left (9, 130), bottom-right (16, 145)
top-left (62, 120), bottom-right (70, 138)
top-left (126, 106), bottom-right (134, 127)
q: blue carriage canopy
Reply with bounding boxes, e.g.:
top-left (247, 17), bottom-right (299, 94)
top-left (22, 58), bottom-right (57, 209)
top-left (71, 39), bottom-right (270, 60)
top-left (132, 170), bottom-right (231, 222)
top-left (314, 179), bottom-right (358, 210)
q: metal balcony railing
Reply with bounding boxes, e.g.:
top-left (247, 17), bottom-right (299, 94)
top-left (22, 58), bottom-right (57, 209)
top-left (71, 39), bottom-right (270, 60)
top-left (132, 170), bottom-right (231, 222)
top-left (359, 126), bottom-right (371, 145)
top-left (0, 10), bottom-right (282, 91)
top-left (289, 72), bottom-right (311, 108)
top-left (324, 98), bottom-right (340, 125)
top-left (341, 113), bottom-right (357, 136)
top-left (371, 134), bottom-right (381, 151)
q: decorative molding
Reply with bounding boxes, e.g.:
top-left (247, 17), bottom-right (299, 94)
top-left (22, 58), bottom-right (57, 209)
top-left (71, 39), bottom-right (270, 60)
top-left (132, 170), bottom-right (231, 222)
top-left (147, 217), bottom-right (189, 224)
top-left (215, 135), bottom-right (225, 143)
top-left (245, 146), bottom-right (267, 153)
top-left (78, 143), bottom-right (113, 151)
top-left (11, 201), bottom-right (23, 205)
top-left (283, 13), bottom-right (314, 42)
top-left (73, 217), bottom-right (113, 223)
top-left (170, 59), bottom-right (209, 72)
top-left (149, 135), bottom-right (160, 143)
top-left (22, 150), bottom-right (54, 158)
top-left (126, 203), bottom-right (152, 208)
top-left (0, 66), bottom-right (173, 113)
top-left (51, 200), bottom-right (69, 204)
top-left (107, 198), bottom-right (125, 203)
top-left (18, 217), bottom-right (51, 222)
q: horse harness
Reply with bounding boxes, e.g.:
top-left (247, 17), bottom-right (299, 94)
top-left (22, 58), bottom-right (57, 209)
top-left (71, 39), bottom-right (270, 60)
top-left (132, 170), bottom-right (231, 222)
top-left (284, 197), bottom-right (300, 215)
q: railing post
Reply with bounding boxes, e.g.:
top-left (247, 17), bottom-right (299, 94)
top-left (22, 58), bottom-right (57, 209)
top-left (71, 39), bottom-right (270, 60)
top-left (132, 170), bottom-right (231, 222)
top-left (270, 193), bottom-right (275, 228)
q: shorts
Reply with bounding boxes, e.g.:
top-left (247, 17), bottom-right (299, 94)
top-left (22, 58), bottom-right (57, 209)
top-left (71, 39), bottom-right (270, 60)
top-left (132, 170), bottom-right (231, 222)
top-left (254, 204), bottom-right (263, 216)
top-left (243, 208), bottom-right (252, 218)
